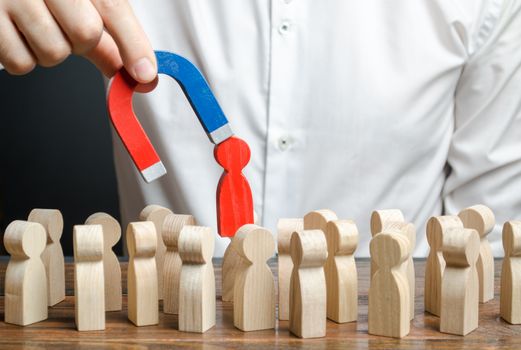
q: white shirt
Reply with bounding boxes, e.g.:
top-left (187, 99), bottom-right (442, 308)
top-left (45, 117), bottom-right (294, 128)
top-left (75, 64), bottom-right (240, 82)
top-left (114, 0), bottom-right (521, 257)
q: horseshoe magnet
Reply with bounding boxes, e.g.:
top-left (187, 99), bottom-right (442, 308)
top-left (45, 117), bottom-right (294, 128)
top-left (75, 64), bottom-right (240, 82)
top-left (107, 50), bottom-right (234, 183)
top-left (107, 50), bottom-right (254, 237)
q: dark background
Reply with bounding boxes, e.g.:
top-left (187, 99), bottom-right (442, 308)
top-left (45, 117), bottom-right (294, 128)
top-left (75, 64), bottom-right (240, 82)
top-left (0, 56), bottom-right (122, 255)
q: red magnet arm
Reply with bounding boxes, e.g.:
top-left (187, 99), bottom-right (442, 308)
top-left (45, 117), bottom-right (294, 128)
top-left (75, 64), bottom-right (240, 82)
top-left (214, 137), bottom-right (254, 237)
top-left (107, 70), bottom-right (166, 183)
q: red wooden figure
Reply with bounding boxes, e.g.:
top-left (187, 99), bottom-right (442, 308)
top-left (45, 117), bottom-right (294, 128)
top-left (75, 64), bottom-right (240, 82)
top-left (214, 137), bottom-right (254, 237)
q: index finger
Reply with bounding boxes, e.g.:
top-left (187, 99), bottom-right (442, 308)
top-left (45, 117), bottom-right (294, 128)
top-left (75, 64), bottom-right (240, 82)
top-left (91, 0), bottom-right (156, 83)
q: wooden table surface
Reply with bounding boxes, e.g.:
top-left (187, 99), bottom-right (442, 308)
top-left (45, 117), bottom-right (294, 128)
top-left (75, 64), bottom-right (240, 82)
top-left (0, 258), bottom-right (518, 349)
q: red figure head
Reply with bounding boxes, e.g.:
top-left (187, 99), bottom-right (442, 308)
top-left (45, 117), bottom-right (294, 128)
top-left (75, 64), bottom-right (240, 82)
top-left (214, 137), bottom-right (251, 173)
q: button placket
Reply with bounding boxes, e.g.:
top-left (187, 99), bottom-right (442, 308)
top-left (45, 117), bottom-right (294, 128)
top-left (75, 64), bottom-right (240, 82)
top-left (262, 0), bottom-right (299, 230)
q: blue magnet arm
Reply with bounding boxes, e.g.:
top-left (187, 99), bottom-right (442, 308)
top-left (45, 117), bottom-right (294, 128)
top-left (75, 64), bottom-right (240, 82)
top-left (155, 50), bottom-right (233, 144)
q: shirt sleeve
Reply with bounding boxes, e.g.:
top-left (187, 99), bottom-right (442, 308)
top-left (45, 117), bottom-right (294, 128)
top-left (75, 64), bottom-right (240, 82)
top-left (443, 0), bottom-right (521, 256)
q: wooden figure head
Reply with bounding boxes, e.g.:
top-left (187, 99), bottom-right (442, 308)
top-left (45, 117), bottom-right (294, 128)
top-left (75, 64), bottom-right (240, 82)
top-left (127, 222), bottom-right (157, 258)
top-left (277, 219), bottom-right (304, 255)
top-left (290, 230), bottom-right (328, 268)
top-left (73, 225), bottom-right (103, 263)
top-left (28, 209), bottom-right (63, 244)
top-left (442, 228), bottom-right (480, 268)
top-left (458, 205), bottom-right (495, 238)
top-left (162, 214), bottom-right (195, 250)
top-left (426, 216), bottom-right (463, 251)
top-left (235, 224), bottom-right (275, 264)
top-left (303, 210), bottom-right (338, 231)
top-left (85, 213), bottom-right (121, 249)
top-left (326, 220), bottom-right (359, 256)
top-left (370, 231), bottom-right (409, 269)
top-left (503, 221), bottom-right (521, 258)
top-left (4, 221), bottom-right (46, 259)
top-left (370, 209), bottom-right (405, 236)
top-left (140, 205), bottom-right (172, 222)
top-left (178, 226), bottom-right (214, 264)
top-left (277, 218), bottom-right (304, 254)
top-left (214, 136), bottom-right (251, 173)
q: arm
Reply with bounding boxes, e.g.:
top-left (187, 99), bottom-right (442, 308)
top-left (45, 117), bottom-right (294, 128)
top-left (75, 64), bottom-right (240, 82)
top-left (443, 0), bottom-right (521, 255)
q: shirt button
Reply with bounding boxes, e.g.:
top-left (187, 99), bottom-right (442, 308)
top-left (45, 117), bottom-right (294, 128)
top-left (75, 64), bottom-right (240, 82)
top-left (278, 20), bottom-right (293, 35)
top-left (277, 136), bottom-right (293, 151)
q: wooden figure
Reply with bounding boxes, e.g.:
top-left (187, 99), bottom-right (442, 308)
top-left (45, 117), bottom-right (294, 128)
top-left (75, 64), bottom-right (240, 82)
top-left (458, 204), bottom-right (495, 303)
top-left (277, 218), bottom-right (304, 320)
top-left (139, 204), bottom-right (173, 301)
top-left (303, 209), bottom-right (339, 322)
top-left (233, 225), bottom-right (276, 331)
top-left (383, 221), bottom-right (416, 321)
top-left (440, 227), bottom-right (480, 336)
top-left (500, 221), bottom-right (521, 324)
top-left (178, 225), bottom-right (216, 333)
top-left (85, 212), bottom-right (122, 312)
top-left (127, 221), bottom-right (159, 326)
top-left (27, 208), bottom-right (65, 306)
top-left (368, 230), bottom-right (410, 339)
top-left (4, 220), bottom-right (48, 326)
top-left (424, 215), bottom-right (463, 316)
top-left (107, 51), bottom-right (234, 183)
top-left (289, 230), bottom-right (328, 339)
top-left (325, 220), bottom-right (359, 323)
top-left (162, 213), bottom-right (195, 314)
top-left (73, 225), bottom-right (105, 331)
top-left (222, 211), bottom-right (260, 303)
top-left (221, 236), bottom-right (243, 302)
top-left (214, 136), bottom-right (254, 238)
top-left (370, 209), bottom-right (405, 277)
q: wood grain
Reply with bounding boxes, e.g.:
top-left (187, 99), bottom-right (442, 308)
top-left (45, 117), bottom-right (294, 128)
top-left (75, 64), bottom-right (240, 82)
top-left (0, 258), bottom-right (519, 348)
top-left (162, 214), bottom-right (195, 314)
top-left (425, 215), bottom-right (463, 316)
top-left (178, 225), bottom-right (215, 333)
top-left (500, 221), bottom-right (521, 324)
top-left (3, 221), bottom-right (47, 326)
top-left (73, 225), bottom-right (105, 331)
top-left (27, 209), bottom-right (66, 306)
top-left (85, 213), bottom-right (122, 312)
top-left (383, 221), bottom-right (416, 321)
top-left (459, 205), bottom-right (495, 303)
top-left (221, 237), bottom-right (242, 302)
top-left (369, 209), bottom-right (405, 278)
top-left (325, 220), bottom-right (358, 323)
top-left (233, 225), bottom-right (275, 331)
top-left (277, 218), bottom-right (303, 321)
top-left (126, 222), bottom-right (158, 326)
top-left (289, 230), bottom-right (327, 338)
top-left (440, 228), bottom-right (480, 336)
top-left (139, 205), bottom-right (173, 301)
top-left (368, 230), bottom-right (410, 338)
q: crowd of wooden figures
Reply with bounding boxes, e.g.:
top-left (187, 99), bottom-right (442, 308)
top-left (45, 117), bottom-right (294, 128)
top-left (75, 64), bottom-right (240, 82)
top-left (3, 204), bottom-right (520, 338)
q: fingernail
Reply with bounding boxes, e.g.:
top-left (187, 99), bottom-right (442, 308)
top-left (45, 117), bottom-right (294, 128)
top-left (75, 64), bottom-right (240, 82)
top-left (132, 57), bottom-right (156, 82)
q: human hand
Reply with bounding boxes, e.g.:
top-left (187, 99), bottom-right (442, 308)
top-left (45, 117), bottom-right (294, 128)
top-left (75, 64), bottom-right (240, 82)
top-left (0, 0), bottom-right (156, 83)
